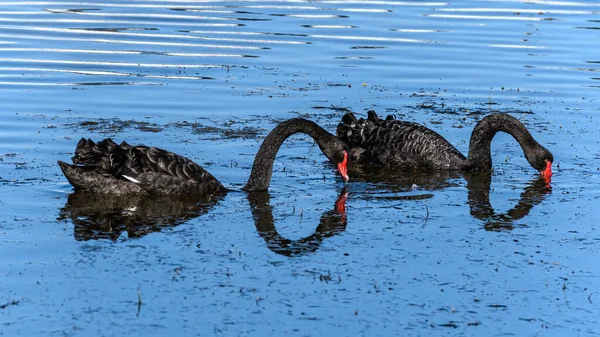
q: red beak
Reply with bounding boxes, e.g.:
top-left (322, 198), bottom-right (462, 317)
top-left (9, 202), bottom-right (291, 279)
top-left (337, 151), bottom-right (349, 183)
top-left (540, 160), bottom-right (552, 181)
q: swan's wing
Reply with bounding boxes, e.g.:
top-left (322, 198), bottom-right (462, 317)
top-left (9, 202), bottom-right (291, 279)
top-left (337, 113), bottom-right (466, 168)
top-left (125, 146), bottom-right (221, 185)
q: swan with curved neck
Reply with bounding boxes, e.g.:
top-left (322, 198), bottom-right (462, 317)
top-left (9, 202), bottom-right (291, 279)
top-left (337, 111), bottom-right (553, 179)
top-left (58, 118), bottom-right (349, 196)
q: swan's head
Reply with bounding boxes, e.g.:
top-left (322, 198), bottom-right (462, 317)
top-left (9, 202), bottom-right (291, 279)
top-left (319, 136), bottom-right (349, 182)
top-left (526, 145), bottom-right (553, 180)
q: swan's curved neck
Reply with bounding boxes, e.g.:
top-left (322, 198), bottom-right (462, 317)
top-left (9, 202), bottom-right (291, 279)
top-left (465, 114), bottom-right (537, 171)
top-left (243, 118), bottom-right (334, 192)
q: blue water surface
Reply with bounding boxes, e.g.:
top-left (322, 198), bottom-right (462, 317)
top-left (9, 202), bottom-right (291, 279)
top-left (0, 1), bottom-right (599, 336)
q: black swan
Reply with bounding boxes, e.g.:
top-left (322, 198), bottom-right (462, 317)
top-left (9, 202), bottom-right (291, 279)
top-left (337, 111), bottom-right (553, 179)
top-left (58, 118), bottom-right (349, 196)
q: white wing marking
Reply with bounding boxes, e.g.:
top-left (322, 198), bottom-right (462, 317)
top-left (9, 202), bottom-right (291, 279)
top-left (122, 175), bottom-right (141, 184)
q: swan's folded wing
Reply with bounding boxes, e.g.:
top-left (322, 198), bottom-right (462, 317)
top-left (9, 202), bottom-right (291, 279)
top-left (124, 146), bottom-right (224, 195)
top-left (368, 120), bottom-right (467, 167)
top-left (338, 117), bottom-right (466, 168)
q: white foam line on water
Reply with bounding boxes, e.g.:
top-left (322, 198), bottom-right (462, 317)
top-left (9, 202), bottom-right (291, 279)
top-left (319, 1), bottom-right (450, 5)
top-left (187, 36), bottom-right (306, 44)
top-left (0, 67), bottom-right (215, 80)
top-left (0, 66), bottom-right (130, 76)
top-left (164, 52), bottom-right (244, 57)
top-left (240, 5), bottom-right (322, 9)
top-left (0, 49), bottom-right (245, 57)
top-left (0, 25), bottom-right (302, 45)
top-left (178, 9), bottom-right (239, 14)
top-left (0, 48), bottom-right (143, 55)
top-left (184, 7), bottom-right (390, 13)
top-left (436, 8), bottom-right (596, 14)
top-left (143, 74), bottom-right (213, 80)
top-left (393, 29), bottom-right (443, 33)
top-left (0, 2), bottom-right (336, 10)
top-left (0, 2), bottom-right (244, 9)
top-left (0, 33), bottom-right (264, 50)
top-left (336, 8), bottom-right (391, 13)
top-left (0, 2), bottom-right (144, 7)
top-left (0, 18), bottom-right (241, 27)
top-left (44, 9), bottom-right (234, 20)
top-left (496, 0), bottom-right (600, 7)
top-left (184, 30), bottom-right (312, 38)
top-left (488, 44), bottom-right (548, 49)
top-left (0, 11), bottom-right (49, 15)
top-left (303, 25), bottom-right (355, 29)
top-left (1, 1), bottom-right (382, 10)
top-left (186, 30), bottom-right (263, 36)
top-left (40, 69), bottom-right (130, 76)
top-left (135, 0), bottom-right (448, 3)
top-left (277, 14), bottom-right (348, 18)
top-left (309, 34), bottom-right (434, 43)
top-left (14, 0), bottom-right (450, 7)
top-left (0, 81), bottom-right (160, 86)
top-left (426, 14), bottom-right (543, 21)
top-left (0, 58), bottom-right (227, 69)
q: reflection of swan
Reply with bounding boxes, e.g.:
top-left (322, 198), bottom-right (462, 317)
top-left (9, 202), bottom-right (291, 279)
top-left (58, 188), bottom-right (349, 250)
top-left (337, 111), bottom-right (553, 179)
top-left (57, 191), bottom-right (221, 241)
top-left (247, 188), bottom-right (348, 256)
top-left (465, 172), bottom-right (552, 231)
top-left (348, 169), bottom-right (551, 230)
top-left (58, 118), bottom-right (349, 196)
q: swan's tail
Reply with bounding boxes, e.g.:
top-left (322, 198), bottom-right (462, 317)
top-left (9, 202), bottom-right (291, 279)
top-left (58, 160), bottom-right (102, 190)
top-left (341, 112), bottom-right (357, 125)
top-left (336, 110), bottom-right (383, 145)
top-left (367, 110), bottom-right (397, 122)
top-left (367, 110), bottom-right (381, 122)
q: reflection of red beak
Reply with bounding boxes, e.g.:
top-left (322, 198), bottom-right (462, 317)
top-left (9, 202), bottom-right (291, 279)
top-left (335, 190), bottom-right (348, 214)
top-left (540, 160), bottom-right (552, 183)
top-left (337, 151), bottom-right (349, 182)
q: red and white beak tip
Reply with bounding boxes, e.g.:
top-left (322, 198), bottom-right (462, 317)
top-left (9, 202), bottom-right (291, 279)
top-left (337, 151), bottom-right (349, 182)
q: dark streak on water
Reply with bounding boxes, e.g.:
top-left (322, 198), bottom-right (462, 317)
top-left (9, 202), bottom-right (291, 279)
top-left (1, 1), bottom-right (600, 336)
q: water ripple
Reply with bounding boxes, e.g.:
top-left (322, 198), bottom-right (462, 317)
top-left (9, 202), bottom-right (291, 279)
top-left (0, 17), bottom-right (243, 27)
top-left (0, 25), bottom-right (306, 45)
top-left (0, 58), bottom-right (228, 69)
top-left (0, 47), bottom-right (248, 58)
top-left (0, 33), bottom-right (266, 50)
top-left (308, 34), bottom-right (437, 44)
top-left (426, 14), bottom-right (544, 21)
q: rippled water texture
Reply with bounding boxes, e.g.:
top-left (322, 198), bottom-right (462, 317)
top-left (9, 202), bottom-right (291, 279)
top-left (1, 1), bottom-right (599, 336)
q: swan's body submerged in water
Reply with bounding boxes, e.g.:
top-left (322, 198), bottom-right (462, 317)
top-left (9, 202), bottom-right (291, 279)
top-left (59, 118), bottom-right (349, 196)
top-left (337, 111), bottom-right (553, 179)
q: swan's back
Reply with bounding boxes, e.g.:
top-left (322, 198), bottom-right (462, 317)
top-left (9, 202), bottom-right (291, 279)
top-left (336, 111), bottom-right (466, 169)
top-left (59, 138), bottom-right (225, 196)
